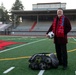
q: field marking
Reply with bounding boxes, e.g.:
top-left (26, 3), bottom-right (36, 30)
top-left (0, 56), bottom-right (31, 61)
top-left (67, 49), bottom-right (76, 52)
top-left (0, 48), bottom-right (76, 61)
top-left (3, 67), bottom-right (15, 74)
top-left (0, 38), bottom-right (46, 53)
top-left (38, 70), bottom-right (45, 75)
top-left (75, 71), bottom-right (76, 75)
top-left (72, 37), bottom-right (76, 41)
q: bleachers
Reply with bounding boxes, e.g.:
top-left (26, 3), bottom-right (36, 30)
top-left (71, 21), bottom-right (76, 26)
top-left (33, 21), bottom-right (51, 31)
top-left (0, 24), bottom-right (11, 31)
top-left (11, 20), bottom-right (76, 36)
top-left (12, 20), bottom-right (36, 31)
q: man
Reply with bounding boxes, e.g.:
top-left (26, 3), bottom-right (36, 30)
top-left (46, 8), bottom-right (71, 70)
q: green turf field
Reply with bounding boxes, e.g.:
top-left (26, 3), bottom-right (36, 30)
top-left (0, 36), bottom-right (76, 75)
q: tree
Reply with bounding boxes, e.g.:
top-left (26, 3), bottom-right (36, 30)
top-left (11, 0), bottom-right (24, 10)
top-left (0, 3), bottom-right (9, 23)
top-left (4, 10), bottom-right (9, 23)
top-left (11, 0), bottom-right (24, 27)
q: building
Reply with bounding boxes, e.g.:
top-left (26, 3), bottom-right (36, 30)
top-left (32, 2), bottom-right (66, 10)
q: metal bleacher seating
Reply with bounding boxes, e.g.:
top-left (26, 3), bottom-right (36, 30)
top-left (11, 20), bottom-right (76, 36)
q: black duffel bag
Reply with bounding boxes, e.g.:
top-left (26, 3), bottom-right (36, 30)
top-left (28, 53), bottom-right (59, 70)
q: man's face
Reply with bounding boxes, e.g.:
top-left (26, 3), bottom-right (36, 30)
top-left (57, 9), bottom-right (63, 17)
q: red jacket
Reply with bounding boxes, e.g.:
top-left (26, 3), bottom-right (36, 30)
top-left (46, 16), bottom-right (71, 44)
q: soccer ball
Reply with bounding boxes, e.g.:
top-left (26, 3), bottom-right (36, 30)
top-left (48, 31), bottom-right (54, 39)
top-left (12, 32), bottom-right (14, 34)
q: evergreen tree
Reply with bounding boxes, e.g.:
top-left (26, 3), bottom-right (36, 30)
top-left (11, 0), bottom-right (24, 27)
top-left (0, 3), bottom-right (9, 23)
top-left (11, 0), bottom-right (24, 10)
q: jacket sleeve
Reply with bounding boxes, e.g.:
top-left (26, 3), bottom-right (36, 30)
top-left (64, 17), bottom-right (72, 35)
top-left (46, 24), bottom-right (53, 34)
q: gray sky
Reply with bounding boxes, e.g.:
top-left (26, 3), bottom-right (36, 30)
top-left (0, 0), bottom-right (76, 11)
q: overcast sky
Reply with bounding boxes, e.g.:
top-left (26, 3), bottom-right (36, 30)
top-left (0, 0), bottom-right (76, 11)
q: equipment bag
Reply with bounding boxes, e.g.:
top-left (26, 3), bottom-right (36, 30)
top-left (28, 53), bottom-right (59, 70)
top-left (49, 53), bottom-right (59, 68)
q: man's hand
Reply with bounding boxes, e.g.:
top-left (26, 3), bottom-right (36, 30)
top-left (46, 34), bottom-right (50, 39)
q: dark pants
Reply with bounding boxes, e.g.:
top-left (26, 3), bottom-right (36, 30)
top-left (55, 43), bottom-right (68, 67)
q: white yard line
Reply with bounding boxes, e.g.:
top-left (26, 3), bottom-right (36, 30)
top-left (72, 37), bottom-right (76, 41)
top-left (0, 39), bottom-right (46, 53)
top-left (75, 71), bottom-right (76, 75)
top-left (38, 70), bottom-right (45, 75)
top-left (3, 67), bottom-right (15, 74)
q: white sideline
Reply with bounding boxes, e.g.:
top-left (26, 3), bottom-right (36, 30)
top-left (72, 37), bottom-right (76, 41)
top-left (3, 67), bottom-right (15, 74)
top-left (38, 70), bottom-right (45, 75)
top-left (75, 71), bottom-right (76, 75)
top-left (0, 39), bottom-right (46, 53)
